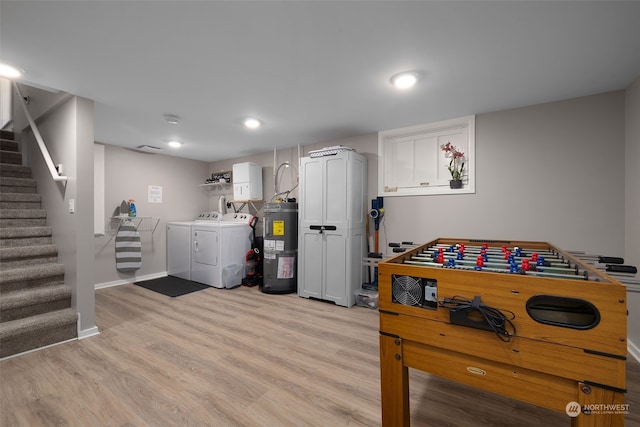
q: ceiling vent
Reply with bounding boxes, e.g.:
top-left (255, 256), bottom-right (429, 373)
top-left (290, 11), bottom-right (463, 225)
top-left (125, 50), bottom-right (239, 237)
top-left (135, 145), bottom-right (163, 154)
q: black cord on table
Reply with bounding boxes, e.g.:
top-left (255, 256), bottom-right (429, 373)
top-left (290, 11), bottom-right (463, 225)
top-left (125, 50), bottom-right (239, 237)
top-left (439, 295), bottom-right (516, 342)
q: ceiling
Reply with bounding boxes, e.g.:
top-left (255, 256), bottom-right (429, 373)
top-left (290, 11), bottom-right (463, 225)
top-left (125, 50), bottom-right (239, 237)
top-left (2, 1), bottom-right (640, 163)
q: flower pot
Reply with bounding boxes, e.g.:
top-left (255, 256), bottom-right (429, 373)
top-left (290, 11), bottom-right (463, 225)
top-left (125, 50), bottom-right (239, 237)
top-left (449, 179), bottom-right (463, 189)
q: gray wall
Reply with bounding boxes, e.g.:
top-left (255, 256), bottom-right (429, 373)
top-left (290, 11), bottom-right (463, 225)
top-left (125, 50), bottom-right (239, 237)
top-left (383, 91), bottom-right (625, 254)
top-left (22, 95), bottom-right (96, 334)
top-left (213, 91), bottom-right (626, 254)
top-left (93, 145), bottom-right (210, 287)
top-left (207, 133), bottom-right (378, 236)
top-left (625, 76), bottom-right (640, 354)
top-left (211, 90), bottom-right (636, 353)
top-left (15, 81), bottom-right (637, 352)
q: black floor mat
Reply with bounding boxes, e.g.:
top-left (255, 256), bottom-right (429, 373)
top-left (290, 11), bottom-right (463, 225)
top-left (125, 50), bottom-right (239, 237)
top-left (134, 276), bottom-right (211, 297)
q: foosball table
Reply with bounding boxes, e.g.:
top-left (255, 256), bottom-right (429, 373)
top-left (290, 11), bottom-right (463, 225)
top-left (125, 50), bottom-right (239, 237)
top-left (378, 238), bottom-right (629, 427)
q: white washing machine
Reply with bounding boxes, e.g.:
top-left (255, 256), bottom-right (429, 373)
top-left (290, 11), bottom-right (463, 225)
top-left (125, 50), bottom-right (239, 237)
top-left (191, 212), bottom-right (254, 288)
top-left (167, 212), bottom-right (222, 281)
top-left (167, 221), bottom-right (194, 280)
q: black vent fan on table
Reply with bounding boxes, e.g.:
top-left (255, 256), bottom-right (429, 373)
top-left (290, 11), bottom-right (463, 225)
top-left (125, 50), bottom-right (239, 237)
top-left (392, 275), bottom-right (437, 310)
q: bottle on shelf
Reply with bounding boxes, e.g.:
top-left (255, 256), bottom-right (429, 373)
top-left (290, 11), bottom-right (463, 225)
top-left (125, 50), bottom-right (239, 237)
top-left (128, 199), bottom-right (137, 217)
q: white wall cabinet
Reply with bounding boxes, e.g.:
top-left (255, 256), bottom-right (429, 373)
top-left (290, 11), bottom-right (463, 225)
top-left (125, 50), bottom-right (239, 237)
top-left (298, 150), bottom-right (367, 307)
top-left (378, 115), bottom-right (475, 196)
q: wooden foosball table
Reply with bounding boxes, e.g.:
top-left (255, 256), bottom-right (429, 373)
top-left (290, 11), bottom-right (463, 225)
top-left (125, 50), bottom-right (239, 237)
top-left (378, 238), bottom-right (628, 426)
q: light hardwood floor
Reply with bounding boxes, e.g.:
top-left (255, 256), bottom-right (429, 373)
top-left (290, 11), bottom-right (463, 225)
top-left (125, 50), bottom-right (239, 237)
top-left (1, 283), bottom-right (638, 426)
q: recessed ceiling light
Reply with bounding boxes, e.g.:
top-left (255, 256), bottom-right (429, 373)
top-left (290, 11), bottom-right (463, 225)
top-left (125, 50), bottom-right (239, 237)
top-left (168, 141), bottom-right (182, 148)
top-left (164, 114), bottom-right (180, 125)
top-left (0, 63), bottom-right (23, 79)
top-left (391, 72), bottom-right (418, 89)
top-left (244, 118), bottom-right (261, 129)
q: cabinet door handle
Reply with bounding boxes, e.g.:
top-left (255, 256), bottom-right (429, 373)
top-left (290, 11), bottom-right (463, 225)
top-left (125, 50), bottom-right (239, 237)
top-left (310, 225), bottom-right (337, 234)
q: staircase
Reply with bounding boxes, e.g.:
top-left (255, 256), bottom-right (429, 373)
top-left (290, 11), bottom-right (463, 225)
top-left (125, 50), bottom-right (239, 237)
top-left (0, 129), bottom-right (77, 359)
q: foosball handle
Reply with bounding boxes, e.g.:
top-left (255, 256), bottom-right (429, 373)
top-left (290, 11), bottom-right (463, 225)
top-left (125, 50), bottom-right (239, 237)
top-left (606, 265), bottom-right (638, 274)
top-left (599, 256), bottom-right (624, 264)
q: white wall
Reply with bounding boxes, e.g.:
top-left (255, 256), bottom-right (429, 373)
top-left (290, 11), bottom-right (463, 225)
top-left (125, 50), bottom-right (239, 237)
top-left (22, 95), bottom-right (96, 334)
top-left (1, 78), bottom-right (12, 129)
top-left (93, 145), bottom-right (210, 287)
top-left (625, 76), bottom-right (640, 356)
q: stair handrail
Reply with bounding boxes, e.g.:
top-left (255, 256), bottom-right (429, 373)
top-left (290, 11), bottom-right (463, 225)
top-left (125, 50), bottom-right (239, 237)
top-left (12, 82), bottom-right (68, 182)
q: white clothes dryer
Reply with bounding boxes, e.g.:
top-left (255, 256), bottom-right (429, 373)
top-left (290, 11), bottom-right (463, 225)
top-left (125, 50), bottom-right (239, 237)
top-left (191, 212), bottom-right (254, 288)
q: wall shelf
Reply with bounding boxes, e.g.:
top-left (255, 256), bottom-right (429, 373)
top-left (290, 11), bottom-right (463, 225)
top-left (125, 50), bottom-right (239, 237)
top-left (199, 170), bottom-right (233, 192)
top-left (199, 182), bottom-right (232, 192)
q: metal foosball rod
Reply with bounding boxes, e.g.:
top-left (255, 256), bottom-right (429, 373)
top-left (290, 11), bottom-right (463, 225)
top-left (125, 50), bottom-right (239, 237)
top-left (420, 247), bottom-right (569, 268)
top-left (568, 250), bottom-right (638, 273)
top-left (431, 243), bottom-right (560, 257)
top-left (569, 250), bottom-right (640, 293)
top-left (403, 259), bottom-right (590, 281)
top-left (388, 241), bottom-right (418, 253)
top-left (427, 244), bottom-right (567, 264)
top-left (411, 253), bottom-right (578, 275)
top-left (419, 249), bottom-right (568, 268)
top-left (427, 244), bottom-right (635, 273)
top-left (567, 250), bottom-right (625, 265)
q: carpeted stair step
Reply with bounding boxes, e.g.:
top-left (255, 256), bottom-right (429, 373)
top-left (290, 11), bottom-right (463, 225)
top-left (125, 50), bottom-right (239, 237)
top-left (0, 138), bottom-right (19, 152)
top-left (0, 192), bottom-right (41, 209)
top-left (0, 177), bottom-right (37, 194)
top-left (0, 163), bottom-right (32, 179)
top-left (0, 308), bottom-right (77, 358)
top-left (0, 284), bottom-right (72, 322)
top-left (0, 208), bottom-right (47, 228)
top-left (0, 262), bottom-right (65, 293)
top-left (0, 244), bottom-right (58, 269)
top-left (0, 226), bottom-right (52, 248)
top-left (0, 130), bottom-right (77, 359)
top-left (0, 150), bottom-right (22, 165)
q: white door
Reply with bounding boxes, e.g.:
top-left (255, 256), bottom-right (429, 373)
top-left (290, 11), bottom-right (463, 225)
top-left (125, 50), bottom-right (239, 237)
top-left (191, 228), bottom-right (219, 285)
top-left (323, 231), bottom-right (347, 303)
top-left (193, 229), bottom-right (218, 266)
top-left (299, 230), bottom-right (323, 299)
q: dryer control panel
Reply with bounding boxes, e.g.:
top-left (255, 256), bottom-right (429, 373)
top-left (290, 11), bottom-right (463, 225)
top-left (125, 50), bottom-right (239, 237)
top-left (222, 212), bottom-right (255, 225)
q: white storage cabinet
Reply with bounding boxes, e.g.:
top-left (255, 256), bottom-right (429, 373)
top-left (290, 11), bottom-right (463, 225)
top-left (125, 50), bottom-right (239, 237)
top-left (298, 151), bottom-right (367, 307)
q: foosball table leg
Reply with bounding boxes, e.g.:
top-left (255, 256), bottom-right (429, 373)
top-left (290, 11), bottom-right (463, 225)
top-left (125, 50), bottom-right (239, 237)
top-left (571, 382), bottom-right (626, 427)
top-left (380, 333), bottom-right (410, 427)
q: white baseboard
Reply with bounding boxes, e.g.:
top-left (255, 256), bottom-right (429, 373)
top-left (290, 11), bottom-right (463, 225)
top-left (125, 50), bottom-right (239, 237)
top-left (628, 339), bottom-right (640, 363)
top-left (78, 326), bottom-right (100, 340)
top-left (95, 271), bottom-right (168, 289)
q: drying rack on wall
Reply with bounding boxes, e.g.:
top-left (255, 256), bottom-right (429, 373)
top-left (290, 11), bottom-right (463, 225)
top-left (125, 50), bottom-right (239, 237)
top-left (105, 216), bottom-right (160, 241)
